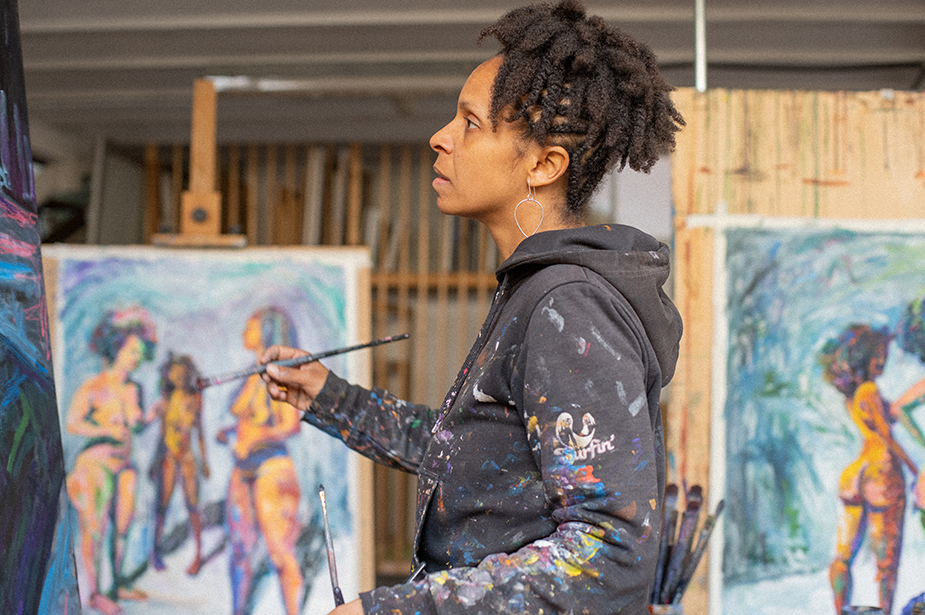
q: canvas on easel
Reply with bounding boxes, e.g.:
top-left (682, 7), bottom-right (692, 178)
top-left (669, 88), bottom-right (925, 615)
top-left (1, 1), bottom-right (80, 612)
top-left (43, 244), bottom-right (374, 615)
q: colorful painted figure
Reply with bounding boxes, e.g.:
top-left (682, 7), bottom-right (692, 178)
top-left (150, 353), bottom-right (210, 575)
top-left (65, 307), bottom-right (157, 615)
top-left (891, 376), bottom-right (925, 524)
top-left (819, 324), bottom-right (919, 615)
top-left (892, 295), bottom-right (925, 533)
top-left (217, 307), bottom-right (303, 615)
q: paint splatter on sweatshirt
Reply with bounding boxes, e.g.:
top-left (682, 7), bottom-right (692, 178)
top-left (303, 224), bottom-right (683, 615)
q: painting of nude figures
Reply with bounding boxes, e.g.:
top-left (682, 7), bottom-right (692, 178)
top-left (43, 245), bottom-right (371, 615)
top-left (721, 228), bottom-right (925, 615)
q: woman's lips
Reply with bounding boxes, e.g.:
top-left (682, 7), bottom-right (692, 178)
top-left (432, 167), bottom-right (449, 188)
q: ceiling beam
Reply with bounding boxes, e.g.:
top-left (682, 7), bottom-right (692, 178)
top-left (20, 6), bottom-right (925, 34)
top-left (22, 50), bottom-right (491, 72)
top-left (23, 48), bottom-right (925, 80)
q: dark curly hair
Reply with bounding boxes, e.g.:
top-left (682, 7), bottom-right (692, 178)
top-left (479, 0), bottom-right (684, 219)
top-left (818, 324), bottom-right (891, 397)
top-left (89, 306), bottom-right (157, 365)
top-left (158, 353), bottom-right (201, 396)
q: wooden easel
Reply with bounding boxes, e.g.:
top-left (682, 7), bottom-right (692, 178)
top-left (152, 79), bottom-right (246, 247)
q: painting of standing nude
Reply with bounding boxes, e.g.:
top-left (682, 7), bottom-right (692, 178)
top-left (150, 353), bottom-right (209, 578)
top-left (44, 245), bottom-right (371, 615)
top-left (721, 228), bottom-right (925, 615)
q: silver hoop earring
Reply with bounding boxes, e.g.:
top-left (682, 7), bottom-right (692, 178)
top-left (514, 182), bottom-right (545, 238)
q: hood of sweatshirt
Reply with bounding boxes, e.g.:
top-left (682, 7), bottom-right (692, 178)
top-left (496, 224), bottom-right (683, 385)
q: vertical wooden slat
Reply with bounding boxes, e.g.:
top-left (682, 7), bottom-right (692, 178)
top-left (346, 143), bottom-right (363, 246)
top-left (302, 145), bottom-right (325, 245)
top-left (372, 145), bottom-right (392, 569)
top-left (284, 144), bottom-right (297, 242)
top-left (414, 145), bottom-right (431, 403)
top-left (142, 143), bottom-right (160, 243)
top-left (246, 145), bottom-right (259, 246)
top-left (326, 146), bottom-right (350, 246)
top-left (273, 144), bottom-right (302, 245)
top-left (396, 145), bottom-right (412, 397)
top-left (375, 145), bottom-right (393, 389)
top-left (435, 210), bottom-right (452, 399)
top-left (227, 144), bottom-right (241, 233)
top-left (265, 145), bottom-right (278, 244)
top-left (391, 144), bottom-right (413, 563)
top-left (171, 144), bottom-right (184, 232)
top-left (456, 218), bottom-right (471, 368)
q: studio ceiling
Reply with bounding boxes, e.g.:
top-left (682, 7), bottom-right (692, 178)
top-left (17, 0), bottom-right (925, 147)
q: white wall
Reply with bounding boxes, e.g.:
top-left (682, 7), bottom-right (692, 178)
top-left (588, 157), bottom-right (673, 243)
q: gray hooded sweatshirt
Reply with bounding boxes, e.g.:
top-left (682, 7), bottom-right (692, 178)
top-left (305, 224), bottom-right (683, 615)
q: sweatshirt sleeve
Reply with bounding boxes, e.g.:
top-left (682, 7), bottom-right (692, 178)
top-left (304, 372), bottom-right (439, 473)
top-left (361, 278), bottom-right (663, 615)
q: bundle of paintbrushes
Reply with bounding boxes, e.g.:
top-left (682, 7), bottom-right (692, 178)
top-left (650, 484), bottom-right (725, 606)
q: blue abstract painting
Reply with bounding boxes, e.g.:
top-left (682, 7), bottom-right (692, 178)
top-left (1, 1), bottom-right (80, 612)
top-left (722, 228), bottom-right (925, 615)
top-left (44, 245), bottom-right (369, 615)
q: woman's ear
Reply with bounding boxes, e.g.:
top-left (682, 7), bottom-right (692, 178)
top-left (528, 145), bottom-right (569, 188)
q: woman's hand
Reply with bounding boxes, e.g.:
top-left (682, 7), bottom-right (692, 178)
top-left (260, 345), bottom-right (330, 411)
top-left (328, 598), bottom-right (363, 615)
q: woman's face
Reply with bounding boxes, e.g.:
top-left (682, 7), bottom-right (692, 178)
top-left (429, 56), bottom-right (536, 225)
top-left (113, 334), bottom-right (144, 372)
top-left (168, 362), bottom-right (189, 388)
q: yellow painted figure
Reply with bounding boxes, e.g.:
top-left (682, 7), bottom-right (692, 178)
top-left (150, 353), bottom-right (210, 575)
top-left (65, 307), bottom-right (157, 615)
top-left (217, 307), bottom-right (303, 615)
top-left (820, 325), bottom-right (919, 615)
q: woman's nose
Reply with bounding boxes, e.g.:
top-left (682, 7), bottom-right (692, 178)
top-left (429, 121), bottom-right (452, 154)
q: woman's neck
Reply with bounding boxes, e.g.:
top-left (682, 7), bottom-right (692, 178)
top-left (489, 215), bottom-right (583, 261)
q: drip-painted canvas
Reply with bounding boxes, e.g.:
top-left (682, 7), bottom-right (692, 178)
top-left (721, 228), bottom-right (925, 615)
top-left (1, 1), bottom-right (80, 612)
top-left (43, 245), bottom-right (372, 615)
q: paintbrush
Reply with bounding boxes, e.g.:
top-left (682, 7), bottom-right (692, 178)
top-left (659, 485), bottom-right (703, 604)
top-left (195, 333), bottom-right (410, 390)
top-left (651, 483), bottom-right (679, 604)
top-left (671, 499), bottom-right (725, 604)
top-left (319, 484), bottom-right (345, 606)
top-left (658, 494), bottom-right (681, 603)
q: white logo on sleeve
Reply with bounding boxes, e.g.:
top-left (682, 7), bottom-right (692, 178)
top-left (554, 411), bottom-right (615, 460)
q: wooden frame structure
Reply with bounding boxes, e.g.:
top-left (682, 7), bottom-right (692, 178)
top-left (669, 87), bottom-right (925, 613)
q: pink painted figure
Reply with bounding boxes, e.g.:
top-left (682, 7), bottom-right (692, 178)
top-left (217, 307), bottom-right (303, 615)
top-left (65, 307), bottom-right (157, 615)
top-left (819, 325), bottom-right (919, 615)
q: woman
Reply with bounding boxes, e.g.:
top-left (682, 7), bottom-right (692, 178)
top-left (819, 324), bottom-right (919, 615)
top-left (149, 353), bottom-right (209, 576)
top-left (217, 307), bottom-right (303, 615)
top-left (263, 2), bottom-right (684, 614)
top-left (66, 307), bottom-right (157, 615)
